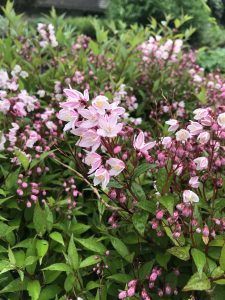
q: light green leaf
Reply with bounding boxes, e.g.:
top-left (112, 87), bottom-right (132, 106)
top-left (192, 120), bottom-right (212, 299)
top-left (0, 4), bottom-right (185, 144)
top-left (75, 238), bottom-right (106, 254)
top-left (15, 149), bottom-right (29, 170)
top-left (132, 211), bottom-right (148, 235)
top-left (191, 248), bottom-right (206, 278)
top-left (110, 236), bottom-right (134, 263)
top-left (79, 255), bottom-right (101, 268)
top-left (33, 203), bottom-right (47, 236)
top-left (27, 280), bottom-right (41, 300)
top-left (50, 232), bottom-right (64, 246)
top-left (68, 234), bottom-right (79, 270)
top-left (158, 195), bottom-right (175, 215)
top-left (42, 263), bottom-right (71, 272)
top-left (220, 244), bottom-right (225, 271)
top-left (183, 272), bottom-right (211, 291)
top-left (36, 240), bottom-right (49, 264)
top-left (167, 246), bottom-right (190, 261)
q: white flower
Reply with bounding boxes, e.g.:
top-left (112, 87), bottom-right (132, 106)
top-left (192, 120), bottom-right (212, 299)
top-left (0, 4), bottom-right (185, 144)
top-left (0, 132), bottom-right (6, 151)
top-left (193, 157), bottom-right (208, 171)
top-left (217, 112), bottom-right (225, 128)
top-left (165, 119), bottom-right (179, 132)
top-left (175, 129), bottom-right (191, 142)
top-left (183, 190), bottom-right (199, 203)
top-left (197, 131), bottom-right (210, 144)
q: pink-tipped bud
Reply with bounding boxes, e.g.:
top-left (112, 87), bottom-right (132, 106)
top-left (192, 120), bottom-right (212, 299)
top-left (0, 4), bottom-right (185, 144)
top-left (202, 225), bottom-right (209, 237)
top-left (113, 145), bottom-right (122, 154)
top-left (156, 210), bottom-right (164, 220)
top-left (118, 291), bottom-right (127, 299)
top-left (17, 189), bottom-right (23, 196)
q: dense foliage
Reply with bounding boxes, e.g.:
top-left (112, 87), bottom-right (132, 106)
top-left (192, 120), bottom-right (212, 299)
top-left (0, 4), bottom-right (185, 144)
top-left (108, 0), bottom-right (225, 48)
top-left (0, 2), bottom-right (225, 300)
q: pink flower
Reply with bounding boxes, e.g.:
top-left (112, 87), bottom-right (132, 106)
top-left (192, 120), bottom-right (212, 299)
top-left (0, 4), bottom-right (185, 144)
top-left (165, 119), bottom-right (179, 132)
top-left (97, 115), bottom-right (123, 138)
top-left (127, 287), bottom-right (135, 297)
top-left (202, 225), bottom-right (209, 237)
top-left (193, 108), bottom-right (209, 120)
top-left (118, 291), bottom-right (127, 299)
top-left (175, 129), bottom-right (191, 142)
top-left (93, 167), bottom-right (110, 190)
top-left (187, 121), bottom-right (203, 135)
top-left (0, 99), bottom-right (10, 114)
top-left (61, 88), bottom-right (89, 109)
top-left (76, 129), bottom-right (101, 151)
top-left (183, 190), bottom-right (199, 203)
top-left (107, 158), bottom-right (125, 176)
top-left (193, 157), bottom-right (208, 171)
top-left (197, 131), bottom-right (210, 144)
top-left (133, 131), bottom-right (156, 153)
top-left (161, 136), bottom-right (172, 148)
top-left (189, 176), bottom-right (200, 188)
top-left (78, 106), bottom-right (99, 128)
top-left (26, 130), bottom-right (39, 148)
top-left (92, 95), bottom-right (110, 115)
top-left (84, 152), bottom-right (102, 174)
top-left (108, 101), bottom-right (125, 116)
top-left (58, 109), bottom-right (78, 131)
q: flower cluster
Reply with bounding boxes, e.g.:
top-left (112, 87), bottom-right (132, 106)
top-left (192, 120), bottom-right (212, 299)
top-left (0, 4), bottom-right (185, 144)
top-left (57, 88), bottom-right (127, 189)
top-left (37, 23), bottom-right (58, 48)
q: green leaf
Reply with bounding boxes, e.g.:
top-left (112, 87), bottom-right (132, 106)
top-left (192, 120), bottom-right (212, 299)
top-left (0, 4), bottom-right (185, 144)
top-left (167, 246), bottom-right (190, 261)
top-left (139, 260), bottom-right (155, 280)
top-left (42, 263), bottom-right (71, 272)
top-left (68, 234), bottom-right (79, 270)
top-left (110, 236), bottom-right (134, 263)
top-left (50, 232), bottom-right (64, 246)
top-left (75, 238), bottom-right (106, 254)
top-left (79, 255), bottom-right (101, 268)
top-left (33, 203), bottom-right (47, 236)
top-left (132, 211), bottom-right (148, 235)
top-left (156, 252), bottom-right (171, 269)
top-left (133, 163), bottom-right (155, 178)
top-left (156, 168), bottom-right (171, 193)
top-left (89, 40), bottom-right (99, 55)
top-left (191, 248), bottom-right (206, 278)
top-left (25, 256), bottom-right (38, 267)
top-left (158, 195), bottom-right (175, 215)
top-left (64, 274), bottom-right (74, 292)
top-left (8, 246), bottom-right (16, 265)
top-left (183, 272), bottom-right (211, 291)
top-left (0, 278), bottom-right (28, 293)
top-left (136, 199), bottom-right (156, 213)
top-left (36, 240), bottom-right (49, 264)
top-left (86, 281), bottom-right (100, 290)
top-left (131, 182), bottom-right (146, 201)
top-left (39, 284), bottom-right (61, 300)
top-left (107, 274), bottom-right (133, 283)
top-left (15, 149), bottom-right (29, 171)
top-left (27, 280), bottom-right (41, 300)
top-left (220, 244), bottom-right (225, 271)
top-left (70, 223), bottom-right (91, 235)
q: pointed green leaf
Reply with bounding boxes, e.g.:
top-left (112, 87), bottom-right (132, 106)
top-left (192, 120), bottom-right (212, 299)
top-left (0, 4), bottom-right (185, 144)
top-left (68, 234), bottom-right (79, 270)
top-left (183, 272), bottom-right (211, 291)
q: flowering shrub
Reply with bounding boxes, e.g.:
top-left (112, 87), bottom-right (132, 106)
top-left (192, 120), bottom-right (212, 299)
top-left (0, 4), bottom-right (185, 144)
top-left (0, 2), bottom-right (225, 299)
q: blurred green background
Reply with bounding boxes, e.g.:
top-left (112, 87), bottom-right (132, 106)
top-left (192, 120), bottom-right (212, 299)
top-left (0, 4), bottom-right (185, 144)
top-left (1, 0), bottom-right (225, 71)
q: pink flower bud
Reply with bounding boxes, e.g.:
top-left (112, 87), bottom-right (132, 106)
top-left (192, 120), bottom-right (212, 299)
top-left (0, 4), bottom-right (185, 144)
top-left (118, 291), bottom-right (127, 299)
top-left (127, 287), bottom-right (135, 297)
top-left (156, 210), bottom-right (164, 220)
top-left (202, 225), bottom-right (209, 237)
